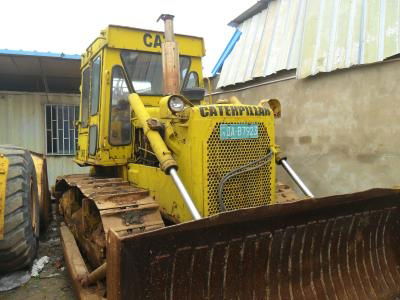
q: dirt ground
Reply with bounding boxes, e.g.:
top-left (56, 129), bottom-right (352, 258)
top-left (1, 209), bottom-right (76, 300)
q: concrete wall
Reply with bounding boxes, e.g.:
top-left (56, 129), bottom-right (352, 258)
top-left (0, 91), bottom-right (88, 186)
top-left (213, 60), bottom-right (400, 197)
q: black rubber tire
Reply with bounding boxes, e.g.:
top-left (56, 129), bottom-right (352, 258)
top-left (0, 146), bottom-right (40, 273)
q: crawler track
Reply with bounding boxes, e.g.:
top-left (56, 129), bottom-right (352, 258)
top-left (55, 174), bottom-right (164, 269)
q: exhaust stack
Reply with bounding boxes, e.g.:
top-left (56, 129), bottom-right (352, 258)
top-left (158, 14), bottom-right (180, 95)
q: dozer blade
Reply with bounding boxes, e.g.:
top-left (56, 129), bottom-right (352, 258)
top-left (107, 188), bottom-right (400, 300)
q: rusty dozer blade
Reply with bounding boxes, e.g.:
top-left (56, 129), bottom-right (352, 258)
top-left (107, 188), bottom-right (400, 300)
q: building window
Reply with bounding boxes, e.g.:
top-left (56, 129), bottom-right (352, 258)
top-left (45, 104), bottom-right (79, 155)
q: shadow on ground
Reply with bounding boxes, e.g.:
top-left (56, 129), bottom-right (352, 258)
top-left (1, 211), bottom-right (75, 300)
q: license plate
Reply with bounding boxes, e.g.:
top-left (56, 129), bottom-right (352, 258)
top-left (220, 124), bottom-right (259, 140)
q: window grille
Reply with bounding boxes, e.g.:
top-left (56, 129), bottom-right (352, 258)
top-left (45, 104), bottom-right (79, 155)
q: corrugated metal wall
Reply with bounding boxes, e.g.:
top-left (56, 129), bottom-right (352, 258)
top-left (218, 0), bottom-right (400, 87)
top-left (299, 0), bottom-right (400, 78)
top-left (0, 91), bottom-right (88, 186)
top-left (218, 0), bottom-right (305, 88)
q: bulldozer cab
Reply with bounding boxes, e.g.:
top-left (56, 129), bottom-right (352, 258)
top-left (75, 25), bottom-right (205, 167)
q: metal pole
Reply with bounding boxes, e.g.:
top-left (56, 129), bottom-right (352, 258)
top-left (161, 14), bottom-right (175, 42)
top-left (157, 14), bottom-right (180, 95)
top-left (80, 262), bottom-right (107, 287)
top-left (169, 168), bottom-right (201, 220)
top-left (280, 159), bottom-right (314, 198)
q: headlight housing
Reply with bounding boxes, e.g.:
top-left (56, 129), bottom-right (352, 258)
top-left (168, 96), bottom-right (185, 113)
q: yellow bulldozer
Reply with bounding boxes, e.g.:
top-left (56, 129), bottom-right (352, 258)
top-left (2, 14), bottom-right (399, 299)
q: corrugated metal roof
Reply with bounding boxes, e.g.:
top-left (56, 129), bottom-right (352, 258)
top-left (228, 0), bottom-right (270, 27)
top-left (0, 49), bottom-right (80, 60)
top-left (217, 0), bottom-right (400, 87)
top-left (0, 50), bottom-right (81, 93)
top-left (217, 0), bottom-right (306, 87)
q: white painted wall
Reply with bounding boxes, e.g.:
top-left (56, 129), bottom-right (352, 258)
top-left (0, 91), bottom-right (89, 186)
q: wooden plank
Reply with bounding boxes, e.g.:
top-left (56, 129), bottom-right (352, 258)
top-left (60, 224), bottom-right (104, 300)
top-left (106, 229), bottom-right (123, 300)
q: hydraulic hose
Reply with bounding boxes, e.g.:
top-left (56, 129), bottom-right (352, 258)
top-left (218, 149), bottom-right (273, 212)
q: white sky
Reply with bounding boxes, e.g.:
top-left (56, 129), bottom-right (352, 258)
top-left (0, 0), bottom-right (256, 76)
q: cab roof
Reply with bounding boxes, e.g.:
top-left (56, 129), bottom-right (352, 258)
top-left (81, 25), bottom-right (205, 67)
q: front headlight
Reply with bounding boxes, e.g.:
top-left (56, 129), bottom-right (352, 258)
top-left (168, 96), bottom-right (185, 113)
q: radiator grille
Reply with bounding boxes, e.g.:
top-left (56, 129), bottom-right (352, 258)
top-left (206, 122), bottom-right (272, 216)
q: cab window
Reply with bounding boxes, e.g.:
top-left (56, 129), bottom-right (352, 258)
top-left (120, 50), bottom-right (190, 95)
top-left (109, 67), bottom-right (131, 145)
top-left (180, 58), bottom-right (190, 88)
top-left (186, 71), bottom-right (199, 88)
top-left (81, 67), bottom-right (90, 127)
top-left (90, 56), bottom-right (101, 115)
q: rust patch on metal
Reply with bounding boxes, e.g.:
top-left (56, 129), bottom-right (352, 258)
top-left (108, 188), bottom-right (400, 300)
top-left (56, 174), bottom-right (164, 271)
top-left (276, 181), bottom-right (299, 203)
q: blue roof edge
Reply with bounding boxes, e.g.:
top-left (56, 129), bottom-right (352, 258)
top-left (211, 29), bottom-right (242, 77)
top-left (0, 49), bottom-right (81, 60)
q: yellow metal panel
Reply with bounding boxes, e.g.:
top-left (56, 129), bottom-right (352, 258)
top-left (106, 25), bottom-right (205, 57)
top-left (0, 154), bottom-right (9, 240)
top-left (81, 25), bottom-right (205, 67)
top-left (128, 104), bottom-right (276, 223)
top-left (77, 47), bottom-right (134, 166)
top-left (128, 164), bottom-right (188, 220)
top-left (81, 35), bottom-right (107, 68)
